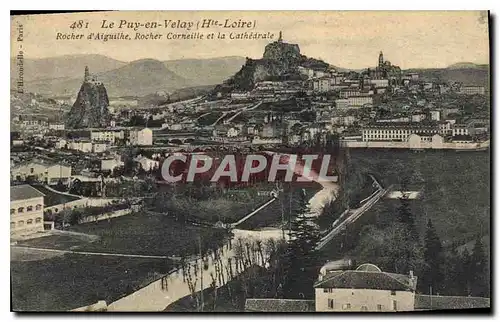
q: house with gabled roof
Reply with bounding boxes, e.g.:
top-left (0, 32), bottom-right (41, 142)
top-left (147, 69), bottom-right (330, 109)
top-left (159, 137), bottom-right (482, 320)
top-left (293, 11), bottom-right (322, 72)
top-left (314, 263), bottom-right (417, 312)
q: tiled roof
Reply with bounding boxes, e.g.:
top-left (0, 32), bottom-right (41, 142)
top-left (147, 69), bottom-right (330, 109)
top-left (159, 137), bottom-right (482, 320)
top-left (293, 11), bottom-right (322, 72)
top-left (415, 295), bottom-right (490, 310)
top-left (314, 271), bottom-right (415, 292)
top-left (245, 299), bottom-right (315, 312)
top-left (10, 184), bottom-right (45, 201)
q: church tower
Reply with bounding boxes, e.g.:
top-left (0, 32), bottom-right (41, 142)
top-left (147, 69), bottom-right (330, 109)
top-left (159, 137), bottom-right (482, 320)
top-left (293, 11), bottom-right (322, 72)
top-left (84, 66), bottom-right (90, 82)
top-left (378, 51), bottom-right (384, 68)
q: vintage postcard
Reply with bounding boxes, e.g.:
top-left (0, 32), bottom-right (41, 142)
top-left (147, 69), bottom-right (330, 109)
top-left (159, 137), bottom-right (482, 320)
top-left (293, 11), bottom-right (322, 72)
top-left (10, 11), bottom-right (490, 312)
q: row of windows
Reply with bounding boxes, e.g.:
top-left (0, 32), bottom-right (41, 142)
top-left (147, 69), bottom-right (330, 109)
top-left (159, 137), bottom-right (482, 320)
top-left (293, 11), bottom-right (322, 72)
top-left (363, 129), bottom-right (438, 134)
top-left (326, 299), bottom-right (397, 311)
top-left (11, 217), bottom-right (42, 227)
top-left (11, 204), bottom-right (43, 214)
top-left (364, 134), bottom-right (408, 138)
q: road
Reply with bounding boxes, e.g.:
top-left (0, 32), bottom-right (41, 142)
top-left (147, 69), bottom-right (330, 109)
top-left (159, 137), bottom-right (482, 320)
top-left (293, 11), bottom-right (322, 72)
top-left (316, 176), bottom-right (390, 250)
top-left (106, 153), bottom-right (338, 311)
top-left (11, 245), bottom-right (174, 260)
top-left (210, 101), bottom-right (262, 126)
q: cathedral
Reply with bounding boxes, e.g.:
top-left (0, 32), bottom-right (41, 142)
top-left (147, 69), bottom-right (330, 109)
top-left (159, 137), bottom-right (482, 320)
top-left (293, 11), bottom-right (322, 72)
top-left (366, 51), bottom-right (402, 85)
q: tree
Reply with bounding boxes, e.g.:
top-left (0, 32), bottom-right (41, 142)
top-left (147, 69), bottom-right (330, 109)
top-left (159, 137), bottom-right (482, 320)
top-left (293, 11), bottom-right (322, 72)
top-left (282, 189), bottom-right (321, 299)
top-left (352, 222), bottom-right (425, 276)
top-left (397, 174), bottom-right (417, 239)
top-left (442, 247), bottom-right (466, 296)
top-left (470, 236), bottom-right (489, 297)
top-left (421, 219), bottom-right (444, 294)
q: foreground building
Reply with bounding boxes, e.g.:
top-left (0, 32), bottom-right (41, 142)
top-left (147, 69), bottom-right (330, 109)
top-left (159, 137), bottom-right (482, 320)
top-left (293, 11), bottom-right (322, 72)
top-left (10, 185), bottom-right (45, 236)
top-left (314, 263), bottom-right (417, 312)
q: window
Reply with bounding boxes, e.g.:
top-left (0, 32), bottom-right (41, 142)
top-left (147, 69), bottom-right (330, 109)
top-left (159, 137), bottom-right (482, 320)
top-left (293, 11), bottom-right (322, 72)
top-left (27, 206), bottom-right (33, 212)
top-left (392, 300), bottom-right (397, 311)
top-left (36, 204), bottom-right (42, 211)
top-left (36, 217), bottom-right (42, 223)
top-left (27, 219), bottom-right (33, 225)
top-left (391, 290), bottom-right (397, 296)
top-left (323, 288), bottom-right (328, 293)
top-left (10, 209), bottom-right (15, 214)
top-left (377, 304), bottom-right (383, 311)
top-left (342, 303), bottom-right (351, 310)
top-left (361, 306), bottom-right (368, 311)
top-left (10, 222), bottom-right (15, 228)
top-left (328, 299), bottom-right (334, 309)
top-left (30, 167), bottom-right (34, 173)
top-left (17, 207), bottom-right (24, 213)
top-left (18, 220), bottom-right (24, 226)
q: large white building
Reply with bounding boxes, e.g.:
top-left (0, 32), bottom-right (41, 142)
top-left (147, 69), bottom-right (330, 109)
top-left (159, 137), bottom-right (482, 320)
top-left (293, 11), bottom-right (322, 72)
top-left (11, 185), bottom-right (45, 236)
top-left (314, 263), bottom-right (417, 312)
top-left (362, 123), bottom-right (440, 142)
top-left (90, 129), bottom-right (125, 144)
top-left (11, 160), bottom-right (72, 185)
top-left (129, 128), bottom-right (153, 146)
top-left (452, 124), bottom-right (470, 136)
top-left (347, 96), bottom-right (373, 107)
top-left (459, 86), bottom-right (485, 95)
top-left (312, 77), bottom-right (332, 93)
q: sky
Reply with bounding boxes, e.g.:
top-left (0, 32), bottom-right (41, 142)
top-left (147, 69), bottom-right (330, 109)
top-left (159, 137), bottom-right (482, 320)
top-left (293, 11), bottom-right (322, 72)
top-left (11, 11), bottom-right (490, 69)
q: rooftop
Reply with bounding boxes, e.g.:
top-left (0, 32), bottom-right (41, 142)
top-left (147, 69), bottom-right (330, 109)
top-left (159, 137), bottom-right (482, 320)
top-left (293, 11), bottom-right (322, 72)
top-left (11, 185), bottom-right (45, 202)
top-left (314, 269), bottom-right (416, 292)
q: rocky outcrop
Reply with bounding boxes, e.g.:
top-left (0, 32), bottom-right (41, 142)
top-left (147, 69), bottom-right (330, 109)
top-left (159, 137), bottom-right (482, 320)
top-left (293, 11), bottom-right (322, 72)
top-left (215, 38), bottom-right (329, 93)
top-left (66, 81), bottom-right (111, 129)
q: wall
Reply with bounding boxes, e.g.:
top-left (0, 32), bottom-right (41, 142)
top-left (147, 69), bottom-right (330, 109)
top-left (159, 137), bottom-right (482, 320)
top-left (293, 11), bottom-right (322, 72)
top-left (315, 288), bottom-right (415, 312)
top-left (44, 197), bottom-right (120, 213)
top-left (79, 208), bottom-right (132, 224)
top-left (343, 140), bottom-right (489, 150)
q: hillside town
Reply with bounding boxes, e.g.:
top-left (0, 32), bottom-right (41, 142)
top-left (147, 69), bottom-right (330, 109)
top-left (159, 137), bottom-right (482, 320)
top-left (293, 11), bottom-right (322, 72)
top-left (10, 25), bottom-right (490, 313)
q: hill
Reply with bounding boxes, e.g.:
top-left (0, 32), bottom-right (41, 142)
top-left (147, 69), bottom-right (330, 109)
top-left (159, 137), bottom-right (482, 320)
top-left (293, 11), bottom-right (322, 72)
top-left (213, 37), bottom-right (329, 95)
top-left (406, 65), bottom-right (489, 87)
top-left (13, 55), bottom-right (245, 97)
top-left (163, 56), bottom-right (246, 86)
top-left (447, 62), bottom-right (489, 70)
top-left (10, 54), bottom-right (127, 81)
top-left (20, 59), bottom-right (190, 97)
top-left (95, 59), bottom-right (189, 96)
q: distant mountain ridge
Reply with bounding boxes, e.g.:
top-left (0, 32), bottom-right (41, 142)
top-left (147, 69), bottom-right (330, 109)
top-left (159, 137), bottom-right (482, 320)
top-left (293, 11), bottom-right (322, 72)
top-left (12, 55), bottom-right (246, 97)
top-left (447, 62), bottom-right (489, 70)
top-left (10, 53), bottom-right (490, 96)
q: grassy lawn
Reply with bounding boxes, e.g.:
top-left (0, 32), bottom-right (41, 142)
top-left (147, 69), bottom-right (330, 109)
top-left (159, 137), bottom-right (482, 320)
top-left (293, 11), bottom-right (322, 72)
top-left (11, 252), bottom-right (170, 311)
top-left (237, 182), bottom-right (322, 230)
top-left (16, 233), bottom-right (94, 250)
top-left (12, 213), bottom-right (231, 311)
top-left (32, 185), bottom-right (81, 207)
top-left (67, 213), bottom-right (229, 257)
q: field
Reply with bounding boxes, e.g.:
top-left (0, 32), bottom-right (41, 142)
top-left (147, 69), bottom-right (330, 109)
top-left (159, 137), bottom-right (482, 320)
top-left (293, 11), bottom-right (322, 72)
top-left (11, 250), bottom-right (169, 311)
top-left (12, 213), bottom-right (231, 311)
top-left (54, 213), bottom-right (229, 256)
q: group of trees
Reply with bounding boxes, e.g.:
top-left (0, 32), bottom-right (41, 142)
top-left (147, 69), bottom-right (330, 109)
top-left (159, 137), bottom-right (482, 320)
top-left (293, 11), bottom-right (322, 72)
top-left (351, 170), bottom-right (490, 298)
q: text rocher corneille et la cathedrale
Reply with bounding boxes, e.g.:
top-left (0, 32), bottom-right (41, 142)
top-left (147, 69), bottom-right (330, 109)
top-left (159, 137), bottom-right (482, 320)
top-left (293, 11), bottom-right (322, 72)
top-left (56, 30), bottom-right (275, 41)
top-left (164, 31), bottom-right (275, 40)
